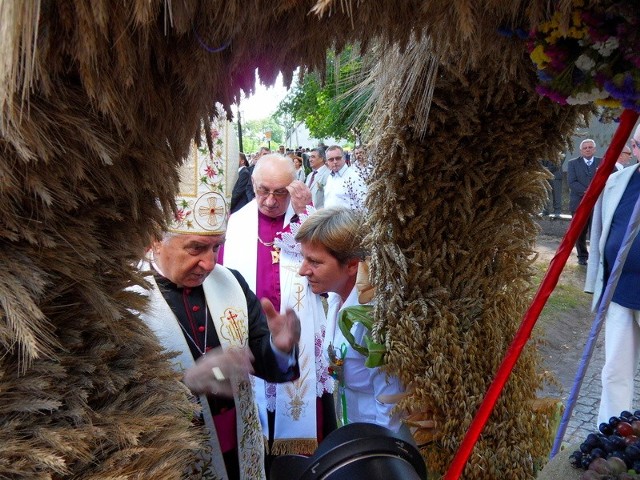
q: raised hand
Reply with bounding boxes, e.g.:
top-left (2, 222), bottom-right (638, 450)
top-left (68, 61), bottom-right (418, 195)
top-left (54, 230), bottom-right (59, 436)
top-left (261, 297), bottom-right (301, 353)
top-left (286, 180), bottom-right (312, 215)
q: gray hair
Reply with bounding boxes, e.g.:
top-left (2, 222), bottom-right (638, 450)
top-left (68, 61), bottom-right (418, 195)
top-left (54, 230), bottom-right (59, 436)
top-left (309, 148), bottom-right (325, 161)
top-left (326, 145), bottom-right (344, 157)
top-left (580, 138), bottom-right (596, 149)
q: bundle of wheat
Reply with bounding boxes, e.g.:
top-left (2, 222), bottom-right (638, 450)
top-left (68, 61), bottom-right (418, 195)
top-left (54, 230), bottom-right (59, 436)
top-left (364, 34), bottom-right (592, 478)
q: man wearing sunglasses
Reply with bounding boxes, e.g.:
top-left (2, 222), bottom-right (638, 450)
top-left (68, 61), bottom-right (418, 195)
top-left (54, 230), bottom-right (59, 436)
top-left (221, 154), bottom-right (337, 468)
top-left (324, 145), bottom-right (367, 211)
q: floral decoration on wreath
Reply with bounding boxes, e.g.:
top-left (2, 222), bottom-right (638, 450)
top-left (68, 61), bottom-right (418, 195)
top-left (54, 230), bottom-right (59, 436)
top-left (527, 0), bottom-right (640, 112)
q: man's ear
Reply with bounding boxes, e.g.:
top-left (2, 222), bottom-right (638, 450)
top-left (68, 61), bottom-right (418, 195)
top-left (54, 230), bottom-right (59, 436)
top-left (150, 241), bottom-right (161, 255)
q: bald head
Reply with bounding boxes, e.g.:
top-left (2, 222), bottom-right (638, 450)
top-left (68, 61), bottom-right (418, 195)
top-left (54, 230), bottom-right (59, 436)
top-left (252, 154), bottom-right (296, 218)
top-left (253, 154), bottom-right (296, 183)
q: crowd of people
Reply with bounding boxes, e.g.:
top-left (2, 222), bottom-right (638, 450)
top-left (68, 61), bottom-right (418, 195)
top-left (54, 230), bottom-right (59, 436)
top-left (141, 128), bottom-right (640, 478)
top-left (141, 142), bottom-right (392, 479)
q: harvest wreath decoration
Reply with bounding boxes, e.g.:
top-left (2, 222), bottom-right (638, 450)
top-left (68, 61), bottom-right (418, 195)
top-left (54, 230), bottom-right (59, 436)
top-left (528, 0), bottom-right (640, 112)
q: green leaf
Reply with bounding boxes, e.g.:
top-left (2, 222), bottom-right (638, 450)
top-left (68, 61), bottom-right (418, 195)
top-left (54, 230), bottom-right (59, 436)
top-left (337, 305), bottom-right (386, 368)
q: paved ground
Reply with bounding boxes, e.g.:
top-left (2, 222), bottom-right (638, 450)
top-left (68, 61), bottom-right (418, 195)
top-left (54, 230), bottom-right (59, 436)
top-left (558, 338), bottom-right (640, 446)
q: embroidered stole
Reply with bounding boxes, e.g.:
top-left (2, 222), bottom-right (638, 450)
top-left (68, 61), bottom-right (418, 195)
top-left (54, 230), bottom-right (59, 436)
top-left (142, 265), bottom-right (265, 480)
top-left (224, 201), bottom-right (328, 455)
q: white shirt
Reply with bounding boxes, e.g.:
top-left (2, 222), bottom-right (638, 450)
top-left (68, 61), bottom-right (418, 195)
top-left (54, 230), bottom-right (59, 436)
top-left (325, 287), bottom-right (403, 430)
top-left (324, 164), bottom-right (367, 211)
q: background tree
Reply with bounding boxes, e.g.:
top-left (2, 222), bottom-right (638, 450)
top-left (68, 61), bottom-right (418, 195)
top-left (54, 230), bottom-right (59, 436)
top-left (240, 116), bottom-right (285, 153)
top-left (275, 45), bottom-right (370, 143)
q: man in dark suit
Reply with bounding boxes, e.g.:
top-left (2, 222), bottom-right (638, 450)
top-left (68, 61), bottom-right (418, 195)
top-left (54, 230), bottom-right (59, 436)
top-left (230, 152), bottom-right (251, 213)
top-left (568, 138), bottom-right (602, 265)
top-left (245, 146), bottom-right (270, 203)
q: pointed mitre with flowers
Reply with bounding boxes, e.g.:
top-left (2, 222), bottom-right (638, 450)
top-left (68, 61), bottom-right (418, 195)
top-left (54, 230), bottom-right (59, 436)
top-left (169, 105), bottom-right (239, 235)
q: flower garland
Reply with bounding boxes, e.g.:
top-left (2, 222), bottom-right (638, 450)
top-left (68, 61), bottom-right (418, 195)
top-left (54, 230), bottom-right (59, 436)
top-left (527, 0), bottom-right (640, 112)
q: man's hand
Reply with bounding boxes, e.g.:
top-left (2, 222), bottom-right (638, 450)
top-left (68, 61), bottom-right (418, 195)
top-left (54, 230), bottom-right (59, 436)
top-left (287, 180), bottom-right (312, 215)
top-left (261, 298), bottom-right (301, 353)
top-left (182, 347), bottom-right (254, 397)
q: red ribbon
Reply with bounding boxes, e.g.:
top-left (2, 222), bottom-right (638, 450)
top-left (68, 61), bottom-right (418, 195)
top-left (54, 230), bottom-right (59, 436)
top-left (444, 109), bottom-right (640, 479)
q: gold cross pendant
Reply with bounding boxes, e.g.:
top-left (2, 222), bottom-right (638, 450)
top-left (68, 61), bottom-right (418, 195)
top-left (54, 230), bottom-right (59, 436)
top-left (271, 247), bottom-right (281, 264)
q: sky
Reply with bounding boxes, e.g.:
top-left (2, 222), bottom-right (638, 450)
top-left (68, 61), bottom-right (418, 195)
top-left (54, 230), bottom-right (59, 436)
top-left (237, 73), bottom-right (289, 121)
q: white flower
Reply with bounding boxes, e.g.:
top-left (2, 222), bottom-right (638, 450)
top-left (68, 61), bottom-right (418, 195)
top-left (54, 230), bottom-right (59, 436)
top-left (592, 37), bottom-right (619, 57)
top-left (566, 88), bottom-right (609, 105)
top-left (575, 54), bottom-right (596, 72)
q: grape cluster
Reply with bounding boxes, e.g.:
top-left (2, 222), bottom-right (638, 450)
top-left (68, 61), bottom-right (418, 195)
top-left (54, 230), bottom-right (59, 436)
top-left (570, 410), bottom-right (640, 479)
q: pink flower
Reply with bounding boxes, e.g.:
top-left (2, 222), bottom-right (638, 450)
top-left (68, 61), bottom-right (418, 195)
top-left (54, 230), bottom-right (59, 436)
top-left (175, 208), bottom-right (189, 222)
top-left (205, 165), bottom-right (217, 178)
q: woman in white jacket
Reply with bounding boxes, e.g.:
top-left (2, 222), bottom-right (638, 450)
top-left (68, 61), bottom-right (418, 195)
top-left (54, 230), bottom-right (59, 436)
top-left (295, 207), bottom-right (404, 431)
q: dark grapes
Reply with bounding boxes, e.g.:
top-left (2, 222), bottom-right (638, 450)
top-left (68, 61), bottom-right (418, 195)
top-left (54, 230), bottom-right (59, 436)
top-left (571, 409), bottom-right (640, 471)
top-left (626, 444), bottom-right (640, 461)
top-left (610, 435), bottom-right (627, 451)
top-left (580, 454), bottom-right (593, 469)
top-left (569, 450), bottom-right (583, 469)
top-left (585, 433), bottom-right (603, 448)
top-left (620, 410), bottom-right (634, 420)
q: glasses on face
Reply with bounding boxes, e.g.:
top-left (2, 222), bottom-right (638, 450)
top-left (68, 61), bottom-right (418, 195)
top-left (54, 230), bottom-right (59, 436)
top-left (326, 156), bottom-right (343, 162)
top-left (255, 186), bottom-right (289, 198)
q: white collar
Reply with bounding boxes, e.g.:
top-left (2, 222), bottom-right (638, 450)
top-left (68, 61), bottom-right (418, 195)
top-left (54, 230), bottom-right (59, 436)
top-left (330, 164), bottom-right (349, 177)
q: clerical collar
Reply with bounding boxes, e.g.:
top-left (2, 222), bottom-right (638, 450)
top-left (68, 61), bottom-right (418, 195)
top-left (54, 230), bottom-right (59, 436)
top-left (152, 270), bottom-right (197, 294)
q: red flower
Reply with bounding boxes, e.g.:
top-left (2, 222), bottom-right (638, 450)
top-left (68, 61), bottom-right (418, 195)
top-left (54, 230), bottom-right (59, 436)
top-left (205, 165), bottom-right (217, 178)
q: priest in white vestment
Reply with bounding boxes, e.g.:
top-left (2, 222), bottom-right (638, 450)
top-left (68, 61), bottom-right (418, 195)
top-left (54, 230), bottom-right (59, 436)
top-left (138, 135), bottom-right (300, 480)
top-left (221, 154), bottom-right (336, 460)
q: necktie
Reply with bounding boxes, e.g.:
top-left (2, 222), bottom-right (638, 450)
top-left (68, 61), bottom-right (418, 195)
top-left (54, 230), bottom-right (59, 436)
top-left (308, 170), bottom-right (317, 187)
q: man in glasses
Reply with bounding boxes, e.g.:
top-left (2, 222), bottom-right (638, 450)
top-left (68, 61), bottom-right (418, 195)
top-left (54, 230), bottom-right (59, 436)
top-left (221, 154), bottom-right (337, 468)
top-left (586, 125), bottom-right (640, 426)
top-left (323, 145), bottom-right (367, 211)
top-left (614, 144), bottom-right (634, 172)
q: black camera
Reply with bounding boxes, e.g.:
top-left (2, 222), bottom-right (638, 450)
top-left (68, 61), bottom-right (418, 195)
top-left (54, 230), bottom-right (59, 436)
top-left (270, 423), bottom-right (427, 479)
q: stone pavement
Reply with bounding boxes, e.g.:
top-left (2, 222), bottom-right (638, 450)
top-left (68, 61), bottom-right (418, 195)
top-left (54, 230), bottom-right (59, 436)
top-left (557, 333), bottom-right (640, 447)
